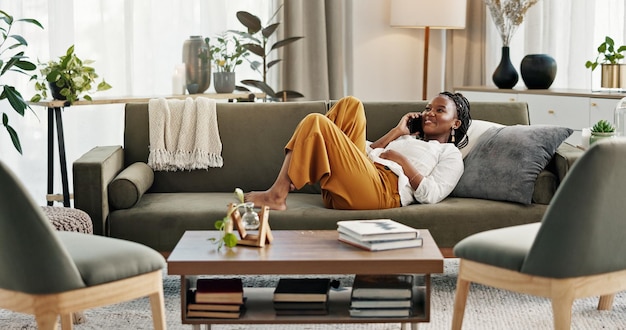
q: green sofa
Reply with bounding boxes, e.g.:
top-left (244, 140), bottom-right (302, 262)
top-left (73, 100), bottom-right (582, 254)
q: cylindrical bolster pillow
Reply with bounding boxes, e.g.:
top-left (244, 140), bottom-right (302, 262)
top-left (108, 162), bottom-right (154, 209)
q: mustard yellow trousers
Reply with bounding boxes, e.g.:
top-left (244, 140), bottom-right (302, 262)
top-left (285, 96), bottom-right (401, 210)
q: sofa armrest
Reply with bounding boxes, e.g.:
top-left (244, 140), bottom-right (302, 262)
top-left (553, 142), bottom-right (584, 182)
top-left (72, 146), bottom-right (124, 236)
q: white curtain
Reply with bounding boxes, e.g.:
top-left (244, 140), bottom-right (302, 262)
top-left (0, 0), bottom-right (270, 205)
top-left (484, 0), bottom-right (626, 90)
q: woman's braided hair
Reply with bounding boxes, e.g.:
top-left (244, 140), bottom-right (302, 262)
top-left (439, 91), bottom-right (471, 149)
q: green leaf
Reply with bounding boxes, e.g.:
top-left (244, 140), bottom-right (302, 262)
top-left (274, 90), bottom-right (305, 100)
top-left (267, 59), bottom-right (282, 69)
top-left (241, 79), bottom-right (276, 96)
top-left (223, 233), bottom-right (238, 247)
top-left (262, 23), bottom-right (279, 39)
top-left (17, 18), bottom-right (44, 29)
top-left (2, 114), bottom-right (22, 154)
top-left (243, 43), bottom-right (265, 57)
top-left (236, 11), bottom-right (262, 34)
top-left (14, 60), bottom-right (36, 71)
top-left (3, 85), bottom-right (27, 116)
top-left (7, 124), bottom-right (22, 154)
top-left (214, 220), bottom-right (224, 230)
top-left (9, 34), bottom-right (28, 46)
top-left (271, 37), bottom-right (304, 51)
top-left (0, 11), bottom-right (13, 25)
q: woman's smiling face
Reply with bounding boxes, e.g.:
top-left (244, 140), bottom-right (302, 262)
top-left (422, 95), bottom-right (461, 143)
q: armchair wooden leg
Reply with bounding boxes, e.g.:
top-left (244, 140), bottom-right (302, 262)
top-left (598, 294), bottom-right (615, 310)
top-left (149, 289), bottom-right (167, 330)
top-left (60, 313), bottom-right (73, 330)
top-left (35, 312), bottom-right (59, 330)
top-left (451, 276), bottom-right (471, 330)
top-left (551, 297), bottom-right (574, 330)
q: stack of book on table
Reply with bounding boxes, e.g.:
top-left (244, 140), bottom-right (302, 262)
top-left (272, 278), bottom-right (331, 315)
top-left (349, 274), bottom-right (415, 318)
top-left (187, 278), bottom-right (245, 319)
top-left (337, 219), bottom-right (422, 251)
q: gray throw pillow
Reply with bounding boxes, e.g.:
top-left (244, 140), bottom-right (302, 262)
top-left (108, 162), bottom-right (154, 209)
top-left (452, 125), bottom-right (573, 204)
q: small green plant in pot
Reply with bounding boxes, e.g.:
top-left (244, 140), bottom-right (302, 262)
top-left (30, 45), bottom-right (112, 104)
top-left (585, 36), bottom-right (626, 71)
top-left (0, 10), bottom-right (43, 154)
top-left (205, 33), bottom-right (249, 93)
top-left (585, 36), bottom-right (626, 89)
top-left (589, 119), bottom-right (616, 145)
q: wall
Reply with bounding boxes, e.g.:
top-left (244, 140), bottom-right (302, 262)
top-left (349, 0), bottom-right (446, 102)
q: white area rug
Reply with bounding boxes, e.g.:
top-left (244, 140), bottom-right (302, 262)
top-left (1, 259), bottom-right (625, 329)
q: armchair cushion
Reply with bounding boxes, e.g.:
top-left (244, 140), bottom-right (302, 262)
top-left (108, 162), bottom-right (154, 210)
top-left (453, 223), bottom-right (540, 271)
top-left (58, 231), bottom-right (165, 286)
top-left (452, 125), bottom-right (573, 204)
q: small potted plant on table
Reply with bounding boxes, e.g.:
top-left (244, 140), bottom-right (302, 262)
top-left (590, 119), bottom-right (616, 145)
top-left (30, 45), bottom-right (112, 104)
top-left (585, 36), bottom-right (626, 89)
top-left (206, 33), bottom-right (248, 93)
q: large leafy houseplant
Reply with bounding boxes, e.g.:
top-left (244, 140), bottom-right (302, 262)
top-left (0, 10), bottom-right (43, 154)
top-left (30, 45), bottom-right (112, 104)
top-left (233, 9), bottom-right (304, 101)
top-left (585, 36), bottom-right (626, 71)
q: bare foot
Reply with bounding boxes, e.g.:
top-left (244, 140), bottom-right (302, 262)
top-left (245, 191), bottom-right (287, 210)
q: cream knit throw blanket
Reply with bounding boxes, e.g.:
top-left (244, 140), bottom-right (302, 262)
top-left (147, 97), bottom-right (223, 171)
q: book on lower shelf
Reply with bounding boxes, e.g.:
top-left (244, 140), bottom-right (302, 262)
top-left (186, 309), bottom-right (243, 319)
top-left (273, 278), bottom-right (331, 303)
top-left (338, 232), bottom-right (423, 251)
top-left (349, 307), bottom-right (412, 318)
top-left (195, 278), bottom-right (244, 304)
top-left (350, 298), bottom-right (412, 309)
top-left (351, 274), bottom-right (414, 300)
top-left (349, 274), bottom-right (416, 318)
top-left (187, 302), bottom-right (243, 312)
top-left (337, 219), bottom-right (420, 242)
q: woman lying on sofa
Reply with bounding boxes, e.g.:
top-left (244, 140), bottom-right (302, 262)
top-left (245, 92), bottom-right (472, 210)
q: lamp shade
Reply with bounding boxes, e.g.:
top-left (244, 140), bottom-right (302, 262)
top-left (390, 0), bottom-right (467, 29)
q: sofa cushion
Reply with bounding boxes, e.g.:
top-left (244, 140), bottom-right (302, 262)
top-left (460, 120), bottom-right (504, 159)
top-left (452, 125), bottom-right (573, 204)
top-left (108, 162), bottom-right (154, 209)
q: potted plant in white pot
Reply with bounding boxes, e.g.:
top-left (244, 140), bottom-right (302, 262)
top-left (589, 119), bottom-right (616, 145)
top-left (206, 34), bottom-right (248, 93)
top-left (30, 45), bottom-right (112, 104)
top-left (585, 36), bottom-right (626, 89)
top-left (0, 10), bottom-right (43, 154)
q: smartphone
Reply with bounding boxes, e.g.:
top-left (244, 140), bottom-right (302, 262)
top-left (407, 116), bottom-right (424, 136)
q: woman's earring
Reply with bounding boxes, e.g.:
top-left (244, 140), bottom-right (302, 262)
top-left (450, 128), bottom-right (456, 143)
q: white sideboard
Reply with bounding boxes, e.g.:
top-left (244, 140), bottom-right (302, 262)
top-left (455, 86), bottom-right (626, 146)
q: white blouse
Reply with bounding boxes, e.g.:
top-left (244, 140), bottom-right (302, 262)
top-left (367, 136), bottom-right (464, 206)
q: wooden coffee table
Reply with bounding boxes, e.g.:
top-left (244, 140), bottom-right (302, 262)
top-left (167, 230), bottom-right (444, 330)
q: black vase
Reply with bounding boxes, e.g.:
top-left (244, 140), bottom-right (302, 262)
top-left (520, 54), bottom-right (557, 89)
top-left (48, 82), bottom-right (66, 100)
top-left (492, 46), bottom-right (519, 89)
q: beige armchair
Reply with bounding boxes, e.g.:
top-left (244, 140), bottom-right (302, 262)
top-left (452, 139), bottom-right (626, 329)
top-left (0, 161), bottom-right (167, 330)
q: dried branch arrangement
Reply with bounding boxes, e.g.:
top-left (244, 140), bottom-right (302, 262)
top-left (485, 0), bottom-right (539, 46)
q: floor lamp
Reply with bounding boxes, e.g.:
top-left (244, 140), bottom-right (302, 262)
top-left (390, 0), bottom-right (467, 100)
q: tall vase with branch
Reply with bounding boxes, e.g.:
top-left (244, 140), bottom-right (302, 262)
top-left (485, 0), bottom-right (539, 89)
